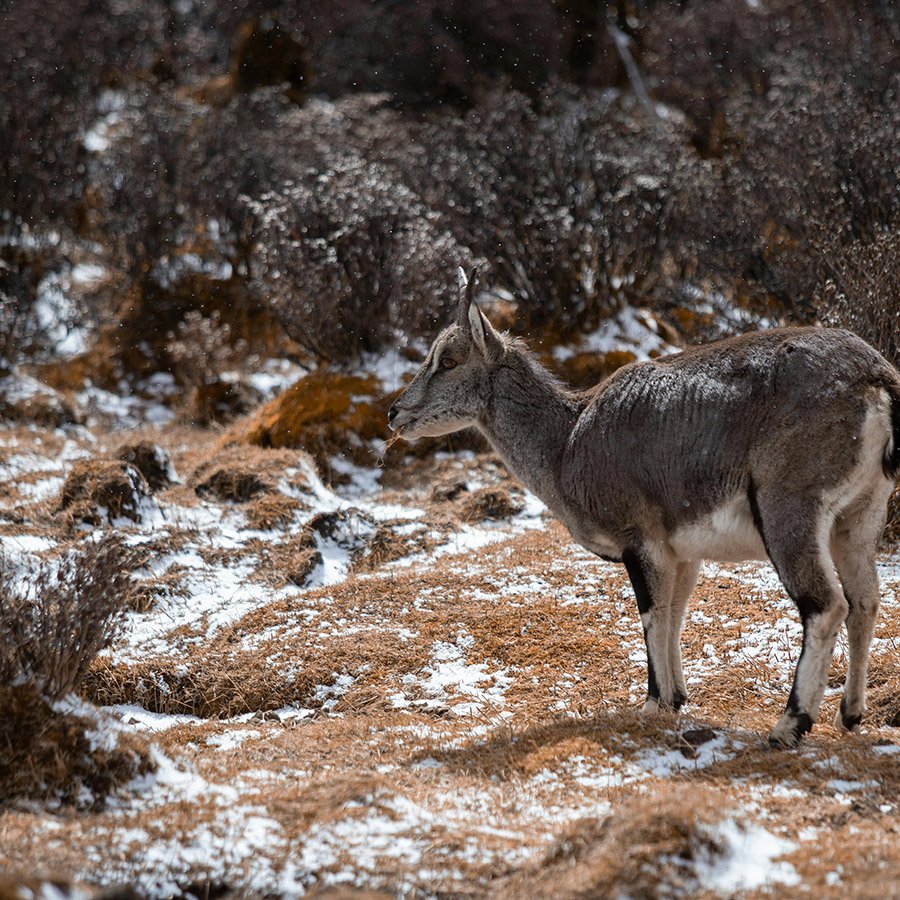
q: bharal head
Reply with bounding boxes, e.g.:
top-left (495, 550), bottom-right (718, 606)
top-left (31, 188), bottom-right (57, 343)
top-left (388, 266), bottom-right (504, 440)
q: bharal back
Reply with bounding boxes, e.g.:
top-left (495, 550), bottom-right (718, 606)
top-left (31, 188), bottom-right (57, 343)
top-left (564, 327), bottom-right (896, 553)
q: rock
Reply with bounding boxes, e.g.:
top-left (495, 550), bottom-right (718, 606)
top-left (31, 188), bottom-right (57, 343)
top-left (193, 378), bottom-right (263, 426)
top-left (116, 441), bottom-right (178, 493)
top-left (195, 468), bottom-right (272, 503)
top-left (58, 460), bottom-right (155, 525)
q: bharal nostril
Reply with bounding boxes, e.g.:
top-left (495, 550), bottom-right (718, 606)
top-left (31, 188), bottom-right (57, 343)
top-left (387, 405), bottom-right (398, 425)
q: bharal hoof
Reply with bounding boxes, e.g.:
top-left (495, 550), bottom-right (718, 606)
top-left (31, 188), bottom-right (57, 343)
top-left (641, 695), bottom-right (686, 716)
top-left (768, 712), bottom-right (814, 749)
top-left (834, 703), bottom-right (863, 733)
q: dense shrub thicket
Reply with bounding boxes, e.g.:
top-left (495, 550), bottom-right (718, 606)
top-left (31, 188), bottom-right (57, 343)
top-left (0, 0), bottom-right (897, 365)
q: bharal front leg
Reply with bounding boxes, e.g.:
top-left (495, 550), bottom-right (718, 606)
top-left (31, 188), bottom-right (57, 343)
top-left (622, 543), bottom-right (681, 712)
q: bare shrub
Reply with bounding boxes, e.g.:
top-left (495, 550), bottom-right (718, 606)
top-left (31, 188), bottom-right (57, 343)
top-left (0, 539), bottom-right (133, 699)
top-left (197, 0), bottom-right (594, 107)
top-left (167, 310), bottom-right (244, 389)
top-left (652, 2), bottom-right (899, 318)
top-left (0, 0), bottom-right (168, 233)
top-left (246, 144), bottom-right (474, 362)
top-left (815, 231), bottom-right (900, 369)
top-left (401, 89), bottom-right (696, 333)
top-left (0, 273), bottom-right (34, 372)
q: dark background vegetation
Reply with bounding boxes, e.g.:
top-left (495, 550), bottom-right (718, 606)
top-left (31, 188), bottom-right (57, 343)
top-left (0, 0), bottom-right (897, 372)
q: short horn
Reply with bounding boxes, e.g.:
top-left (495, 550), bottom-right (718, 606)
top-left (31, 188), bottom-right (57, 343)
top-left (466, 265), bottom-right (479, 305)
top-left (457, 264), bottom-right (476, 326)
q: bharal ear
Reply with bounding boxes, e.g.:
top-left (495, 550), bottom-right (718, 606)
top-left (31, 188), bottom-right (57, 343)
top-left (467, 299), bottom-right (488, 353)
top-left (455, 265), bottom-right (501, 359)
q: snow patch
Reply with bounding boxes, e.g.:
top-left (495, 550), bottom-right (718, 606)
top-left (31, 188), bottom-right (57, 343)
top-left (695, 817), bottom-right (800, 894)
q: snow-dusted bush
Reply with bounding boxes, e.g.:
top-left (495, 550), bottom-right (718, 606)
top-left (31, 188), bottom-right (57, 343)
top-left (644, 0), bottom-right (899, 320)
top-left (403, 89), bottom-right (696, 333)
top-left (195, 0), bottom-right (604, 107)
top-left (0, 539), bottom-right (132, 699)
top-left (0, 280), bottom-right (32, 372)
top-left (247, 150), bottom-right (473, 362)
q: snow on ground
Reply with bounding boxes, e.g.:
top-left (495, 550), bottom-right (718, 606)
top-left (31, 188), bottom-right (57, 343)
top-left (552, 305), bottom-right (675, 361)
top-left (1, 355), bottom-right (899, 896)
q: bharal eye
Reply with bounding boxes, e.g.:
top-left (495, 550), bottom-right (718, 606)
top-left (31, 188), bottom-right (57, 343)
top-left (441, 357), bottom-right (458, 370)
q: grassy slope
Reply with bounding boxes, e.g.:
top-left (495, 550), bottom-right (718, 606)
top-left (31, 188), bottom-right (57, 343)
top-left (0, 397), bottom-right (898, 897)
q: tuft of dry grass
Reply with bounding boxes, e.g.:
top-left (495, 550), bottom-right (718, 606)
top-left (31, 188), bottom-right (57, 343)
top-left (864, 654), bottom-right (900, 728)
top-left (497, 787), bottom-right (748, 899)
top-left (351, 522), bottom-right (440, 573)
top-left (0, 683), bottom-right (154, 810)
top-left (458, 486), bottom-right (523, 523)
top-left (195, 467), bottom-right (271, 503)
top-left (82, 626), bottom-right (421, 719)
top-left (244, 491), bottom-right (304, 531)
top-left (190, 443), bottom-right (314, 503)
top-left (190, 378), bottom-right (263, 427)
top-left (241, 369), bottom-right (392, 472)
top-left (57, 459), bottom-right (151, 526)
top-left (250, 532), bottom-right (322, 588)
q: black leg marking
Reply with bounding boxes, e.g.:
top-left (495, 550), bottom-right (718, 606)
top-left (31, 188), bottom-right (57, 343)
top-left (672, 688), bottom-right (688, 711)
top-left (643, 627), bottom-right (661, 701)
top-left (793, 593), bottom-right (823, 623)
top-left (785, 625), bottom-right (809, 716)
top-left (622, 547), bottom-right (652, 615)
top-left (624, 548), bottom-right (663, 703)
top-left (768, 713), bottom-right (813, 749)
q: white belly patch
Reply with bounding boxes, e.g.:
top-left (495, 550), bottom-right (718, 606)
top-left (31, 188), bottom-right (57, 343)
top-left (670, 494), bottom-right (768, 562)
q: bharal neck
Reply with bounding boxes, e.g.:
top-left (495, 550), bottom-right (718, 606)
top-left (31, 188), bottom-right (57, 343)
top-left (477, 353), bottom-right (582, 520)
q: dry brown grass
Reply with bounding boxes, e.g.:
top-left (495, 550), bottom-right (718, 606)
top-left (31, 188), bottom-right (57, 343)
top-left (350, 521), bottom-right (441, 573)
top-left (3, 412), bottom-right (900, 894)
top-left (241, 369), bottom-right (393, 472)
top-left (190, 443), bottom-right (313, 500)
top-left (0, 684), bottom-right (154, 810)
top-left (189, 378), bottom-right (263, 427)
top-left (57, 459), bottom-right (151, 526)
top-left (865, 654), bottom-right (900, 729)
top-left (244, 491), bottom-right (304, 531)
top-left (497, 787), bottom-right (739, 899)
top-left (249, 532), bottom-right (322, 588)
top-left (83, 618), bottom-right (430, 718)
top-left (195, 467), bottom-right (271, 503)
top-left (884, 484), bottom-right (900, 546)
top-left (458, 486), bottom-right (523, 523)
